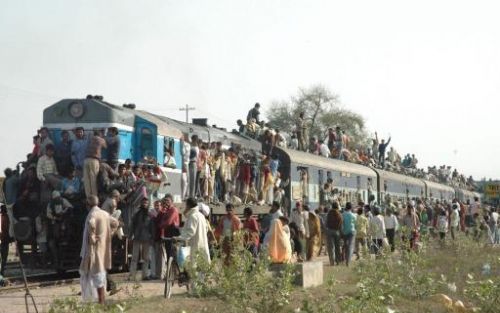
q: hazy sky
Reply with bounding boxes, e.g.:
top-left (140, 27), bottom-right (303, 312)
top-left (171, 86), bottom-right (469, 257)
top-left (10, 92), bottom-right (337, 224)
top-left (1, 0), bottom-right (499, 179)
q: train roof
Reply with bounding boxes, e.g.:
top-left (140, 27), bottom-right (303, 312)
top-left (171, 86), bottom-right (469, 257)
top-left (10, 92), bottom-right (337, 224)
top-left (373, 168), bottom-right (426, 187)
top-left (44, 98), bottom-right (135, 128)
top-left (151, 114), bottom-right (261, 151)
top-left (422, 180), bottom-right (455, 193)
top-left (133, 110), bottom-right (183, 138)
top-left (455, 188), bottom-right (476, 197)
top-left (43, 97), bottom-right (259, 148)
top-left (278, 148), bottom-right (377, 177)
top-left (43, 98), bottom-right (182, 137)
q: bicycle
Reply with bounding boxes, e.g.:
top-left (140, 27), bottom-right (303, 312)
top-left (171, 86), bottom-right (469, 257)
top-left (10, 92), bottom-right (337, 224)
top-left (161, 237), bottom-right (190, 299)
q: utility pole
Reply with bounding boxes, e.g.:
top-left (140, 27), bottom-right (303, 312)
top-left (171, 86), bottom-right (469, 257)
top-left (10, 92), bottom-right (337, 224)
top-left (179, 104), bottom-right (195, 123)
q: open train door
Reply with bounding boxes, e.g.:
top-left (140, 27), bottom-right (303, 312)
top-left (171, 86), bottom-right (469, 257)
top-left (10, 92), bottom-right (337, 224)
top-left (134, 119), bottom-right (157, 163)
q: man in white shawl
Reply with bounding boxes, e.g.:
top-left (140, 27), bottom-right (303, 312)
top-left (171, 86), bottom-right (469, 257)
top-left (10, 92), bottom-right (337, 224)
top-left (79, 195), bottom-right (118, 304)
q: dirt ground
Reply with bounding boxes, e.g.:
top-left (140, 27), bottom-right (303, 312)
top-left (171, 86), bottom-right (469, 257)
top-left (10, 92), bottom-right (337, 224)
top-left (0, 256), bottom-right (334, 313)
top-left (0, 278), bottom-right (187, 313)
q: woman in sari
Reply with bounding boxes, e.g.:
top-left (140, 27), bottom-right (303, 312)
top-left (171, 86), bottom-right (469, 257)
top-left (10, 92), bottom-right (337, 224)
top-left (265, 216), bottom-right (292, 264)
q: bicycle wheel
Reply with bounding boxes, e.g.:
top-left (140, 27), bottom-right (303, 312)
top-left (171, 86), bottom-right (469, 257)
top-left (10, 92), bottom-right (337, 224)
top-left (164, 257), bottom-right (174, 299)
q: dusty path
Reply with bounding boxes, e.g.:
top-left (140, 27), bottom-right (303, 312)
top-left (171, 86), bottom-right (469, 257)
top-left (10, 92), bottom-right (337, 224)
top-left (0, 255), bottom-right (333, 313)
top-left (0, 279), bottom-right (185, 313)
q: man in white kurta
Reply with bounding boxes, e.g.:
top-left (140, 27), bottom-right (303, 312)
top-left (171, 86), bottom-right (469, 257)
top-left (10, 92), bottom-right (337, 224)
top-left (177, 198), bottom-right (211, 266)
top-left (79, 195), bottom-right (118, 304)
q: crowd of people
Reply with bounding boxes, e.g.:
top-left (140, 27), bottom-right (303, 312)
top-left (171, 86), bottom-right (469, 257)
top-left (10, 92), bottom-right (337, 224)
top-left (0, 104), bottom-right (496, 304)
top-left (0, 121), bottom-right (292, 299)
top-left (236, 103), bottom-right (477, 192)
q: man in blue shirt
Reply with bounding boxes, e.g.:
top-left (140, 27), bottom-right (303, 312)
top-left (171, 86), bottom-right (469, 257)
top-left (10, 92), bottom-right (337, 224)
top-left (71, 127), bottom-right (89, 175)
top-left (342, 202), bottom-right (357, 267)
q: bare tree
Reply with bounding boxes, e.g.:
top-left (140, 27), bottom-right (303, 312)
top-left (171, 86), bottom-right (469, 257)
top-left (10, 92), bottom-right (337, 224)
top-left (266, 84), bottom-right (368, 149)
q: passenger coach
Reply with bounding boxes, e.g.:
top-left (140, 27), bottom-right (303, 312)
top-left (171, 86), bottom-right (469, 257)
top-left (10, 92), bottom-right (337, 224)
top-left (372, 168), bottom-right (425, 205)
top-left (273, 147), bottom-right (378, 214)
top-left (423, 180), bottom-right (455, 203)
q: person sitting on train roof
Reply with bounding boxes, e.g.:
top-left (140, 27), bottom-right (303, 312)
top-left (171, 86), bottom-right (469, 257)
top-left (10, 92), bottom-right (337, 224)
top-left (275, 129), bottom-right (286, 148)
top-left (318, 139), bottom-right (330, 158)
top-left (289, 132), bottom-right (299, 150)
top-left (236, 119), bottom-right (246, 134)
top-left (349, 149), bottom-right (362, 164)
top-left (245, 118), bottom-right (261, 139)
top-left (262, 129), bottom-right (275, 156)
top-left (247, 102), bottom-right (261, 124)
top-left (309, 136), bottom-right (320, 155)
top-left (410, 154), bottom-right (418, 169)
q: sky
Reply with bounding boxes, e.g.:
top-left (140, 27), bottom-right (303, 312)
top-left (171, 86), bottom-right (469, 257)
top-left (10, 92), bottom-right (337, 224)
top-left (0, 0), bottom-right (499, 180)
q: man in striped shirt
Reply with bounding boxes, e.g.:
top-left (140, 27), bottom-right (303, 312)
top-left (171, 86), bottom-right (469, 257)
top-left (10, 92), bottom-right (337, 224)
top-left (36, 144), bottom-right (59, 203)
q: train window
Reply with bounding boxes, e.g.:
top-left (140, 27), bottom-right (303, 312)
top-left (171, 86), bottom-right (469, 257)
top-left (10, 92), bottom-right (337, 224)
top-left (318, 170), bottom-right (324, 186)
top-left (326, 171), bottom-right (332, 181)
top-left (164, 138), bottom-right (175, 156)
top-left (298, 167), bottom-right (309, 202)
top-left (356, 176), bottom-right (361, 190)
top-left (141, 128), bottom-right (154, 157)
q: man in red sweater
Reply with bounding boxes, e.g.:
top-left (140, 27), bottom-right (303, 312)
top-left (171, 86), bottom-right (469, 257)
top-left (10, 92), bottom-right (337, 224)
top-left (153, 194), bottom-right (180, 279)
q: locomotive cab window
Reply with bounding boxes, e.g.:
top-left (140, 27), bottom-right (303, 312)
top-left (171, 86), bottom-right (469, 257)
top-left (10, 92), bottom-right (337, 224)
top-left (140, 128), bottom-right (154, 157)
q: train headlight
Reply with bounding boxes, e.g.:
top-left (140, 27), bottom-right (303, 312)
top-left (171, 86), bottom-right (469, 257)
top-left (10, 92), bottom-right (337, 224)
top-left (69, 101), bottom-right (85, 118)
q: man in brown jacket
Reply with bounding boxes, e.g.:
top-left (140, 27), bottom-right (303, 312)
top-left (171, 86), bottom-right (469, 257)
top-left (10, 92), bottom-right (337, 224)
top-left (79, 195), bottom-right (118, 304)
top-left (83, 130), bottom-right (107, 197)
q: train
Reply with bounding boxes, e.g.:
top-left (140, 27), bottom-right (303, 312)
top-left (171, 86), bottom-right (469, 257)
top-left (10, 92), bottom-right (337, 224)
top-left (7, 95), bottom-right (481, 274)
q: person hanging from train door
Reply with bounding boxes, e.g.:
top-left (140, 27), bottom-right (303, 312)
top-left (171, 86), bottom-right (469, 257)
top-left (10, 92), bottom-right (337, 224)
top-left (71, 127), bottom-right (89, 177)
top-left (105, 127), bottom-right (120, 171)
top-left (37, 144), bottom-right (60, 204)
top-left (46, 190), bottom-right (73, 269)
top-left (55, 130), bottom-right (73, 177)
top-left (38, 127), bottom-right (54, 157)
top-left (188, 135), bottom-right (199, 199)
top-left (181, 135), bottom-right (191, 201)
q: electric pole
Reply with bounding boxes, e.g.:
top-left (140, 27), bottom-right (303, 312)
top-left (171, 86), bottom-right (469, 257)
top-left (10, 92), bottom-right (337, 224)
top-left (179, 104), bottom-right (195, 123)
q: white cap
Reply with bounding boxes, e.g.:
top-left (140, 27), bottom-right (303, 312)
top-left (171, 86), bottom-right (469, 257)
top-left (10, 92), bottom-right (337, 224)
top-left (198, 203), bottom-right (210, 217)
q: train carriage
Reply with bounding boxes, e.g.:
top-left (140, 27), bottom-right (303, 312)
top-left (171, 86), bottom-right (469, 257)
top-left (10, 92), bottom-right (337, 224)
top-left (273, 147), bottom-right (377, 214)
top-left (372, 168), bottom-right (425, 206)
top-left (455, 188), bottom-right (476, 204)
top-left (423, 180), bottom-right (455, 203)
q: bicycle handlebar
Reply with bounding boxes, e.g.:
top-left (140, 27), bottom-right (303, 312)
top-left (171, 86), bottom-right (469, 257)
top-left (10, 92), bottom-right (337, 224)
top-left (160, 237), bottom-right (188, 242)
